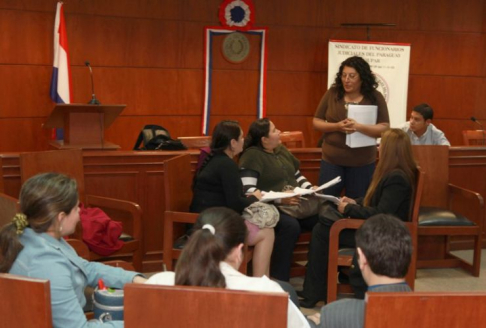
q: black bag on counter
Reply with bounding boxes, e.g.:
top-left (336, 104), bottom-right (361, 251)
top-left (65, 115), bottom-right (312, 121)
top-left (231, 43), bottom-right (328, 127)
top-left (133, 125), bottom-right (187, 151)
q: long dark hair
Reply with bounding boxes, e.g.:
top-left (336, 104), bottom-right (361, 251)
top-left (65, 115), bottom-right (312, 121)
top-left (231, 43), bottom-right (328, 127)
top-left (175, 207), bottom-right (247, 287)
top-left (364, 129), bottom-right (417, 207)
top-left (196, 120), bottom-right (241, 176)
top-left (243, 118), bottom-right (271, 151)
top-left (332, 56), bottom-right (378, 104)
top-left (0, 173), bottom-right (78, 272)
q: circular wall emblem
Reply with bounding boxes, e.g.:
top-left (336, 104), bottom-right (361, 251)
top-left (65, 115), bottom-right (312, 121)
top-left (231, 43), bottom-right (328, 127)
top-left (222, 32), bottom-right (250, 63)
top-left (219, 0), bottom-right (254, 29)
top-left (374, 73), bottom-right (390, 102)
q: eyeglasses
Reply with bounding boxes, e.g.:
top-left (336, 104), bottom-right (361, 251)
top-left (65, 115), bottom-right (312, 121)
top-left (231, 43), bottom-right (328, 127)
top-left (341, 73), bottom-right (358, 81)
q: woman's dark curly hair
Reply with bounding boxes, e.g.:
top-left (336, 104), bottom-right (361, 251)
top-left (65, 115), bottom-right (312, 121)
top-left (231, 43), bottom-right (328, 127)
top-left (332, 56), bottom-right (379, 104)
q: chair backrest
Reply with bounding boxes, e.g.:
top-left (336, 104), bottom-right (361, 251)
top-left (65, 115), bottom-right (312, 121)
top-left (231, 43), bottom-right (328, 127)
top-left (163, 154), bottom-right (193, 211)
top-left (405, 167), bottom-right (425, 286)
top-left (0, 273), bottom-right (52, 328)
top-left (0, 156), bottom-right (4, 193)
top-left (124, 284), bottom-right (288, 328)
top-left (0, 192), bottom-right (19, 228)
top-left (177, 136), bottom-right (212, 149)
top-left (280, 131), bottom-right (305, 148)
top-left (462, 130), bottom-right (486, 146)
top-left (365, 292), bottom-right (486, 328)
top-left (19, 149), bottom-right (86, 203)
top-left (412, 145), bottom-right (448, 208)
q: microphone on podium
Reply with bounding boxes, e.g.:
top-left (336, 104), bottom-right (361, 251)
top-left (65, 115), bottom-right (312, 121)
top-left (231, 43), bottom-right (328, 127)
top-left (470, 117), bottom-right (485, 146)
top-left (85, 61), bottom-right (101, 105)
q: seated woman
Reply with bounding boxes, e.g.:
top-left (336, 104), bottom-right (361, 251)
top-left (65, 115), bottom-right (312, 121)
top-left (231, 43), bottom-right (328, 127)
top-left (299, 129), bottom-right (418, 308)
top-left (190, 120), bottom-right (274, 277)
top-left (147, 207), bottom-right (310, 328)
top-left (239, 118), bottom-right (318, 281)
top-left (0, 172), bottom-right (146, 327)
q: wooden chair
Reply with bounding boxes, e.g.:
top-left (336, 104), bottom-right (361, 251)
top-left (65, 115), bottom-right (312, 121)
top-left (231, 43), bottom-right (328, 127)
top-left (280, 131), bottom-right (305, 148)
top-left (365, 292), bottom-right (486, 328)
top-left (0, 192), bottom-right (19, 228)
top-left (124, 284), bottom-right (288, 328)
top-left (177, 136), bottom-right (212, 149)
top-left (163, 154), bottom-right (252, 274)
top-left (413, 145), bottom-right (483, 277)
top-left (462, 130), bottom-right (486, 146)
top-left (0, 156), bottom-right (4, 193)
top-left (18, 149), bottom-right (144, 272)
top-left (0, 273), bottom-right (52, 328)
top-left (326, 167), bottom-right (425, 303)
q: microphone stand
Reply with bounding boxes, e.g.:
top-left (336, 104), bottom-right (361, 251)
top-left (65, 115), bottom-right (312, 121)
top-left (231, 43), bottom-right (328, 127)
top-left (85, 61), bottom-right (101, 105)
top-left (471, 117), bottom-right (485, 146)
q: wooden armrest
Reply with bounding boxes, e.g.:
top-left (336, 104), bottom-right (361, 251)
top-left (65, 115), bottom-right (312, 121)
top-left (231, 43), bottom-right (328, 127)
top-left (85, 195), bottom-right (143, 239)
top-left (66, 238), bottom-right (90, 260)
top-left (102, 260), bottom-right (136, 271)
top-left (448, 184), bottom-right (484, 205)
top-left (328, 218), bottom-right (364, 259)
top-left (448, 184), bottom-right (484, 227)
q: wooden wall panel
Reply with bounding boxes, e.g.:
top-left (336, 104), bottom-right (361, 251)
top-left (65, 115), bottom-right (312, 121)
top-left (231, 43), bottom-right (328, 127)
top-left (266, 26), bottom-right (328, 72)
top-left (0, 9), bottom-right (53, 64)
top-left (0, 66), bottom-right (53, 118)
top-left (266, 71), bottom-right (325, 116)
top-left (0, 0), bottom-right (484, 153)
top-left (68, 16), bottom-right (182, 68)
top-left (0, 119), bottom-right (51, 152)
top-left (407, 76), bottom-right (481, 119)
top-left (256, 0), bottom-right (320, 27)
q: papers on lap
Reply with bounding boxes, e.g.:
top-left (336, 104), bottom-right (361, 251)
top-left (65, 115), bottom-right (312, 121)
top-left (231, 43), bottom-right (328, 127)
top-left (346, 104), bottom-right (378, 148)
top-left (260, 176), bottom-right (342, 203)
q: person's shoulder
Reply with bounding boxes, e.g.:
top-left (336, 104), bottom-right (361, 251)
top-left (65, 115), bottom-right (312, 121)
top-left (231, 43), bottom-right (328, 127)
top-left (225, 274), bottom-right (284, 294)
top-left (145, 271), bottom-right (176, 286)
top-left (321, 298), bottom-right (365, 326)
top-left (240, 147), bottom-right (264, 161)
top-left (384, 169), bottom-right (411, 184)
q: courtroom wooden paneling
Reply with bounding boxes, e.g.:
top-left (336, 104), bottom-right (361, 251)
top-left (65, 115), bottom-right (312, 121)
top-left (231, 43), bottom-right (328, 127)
top-left (0, 0), bottom-right (485, 157)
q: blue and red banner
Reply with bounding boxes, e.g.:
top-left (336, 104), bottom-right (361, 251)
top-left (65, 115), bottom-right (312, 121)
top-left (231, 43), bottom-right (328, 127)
top-left (49, 2), bottom-right (72, 139)
top-left (202, 26), bottom-right (267, 135)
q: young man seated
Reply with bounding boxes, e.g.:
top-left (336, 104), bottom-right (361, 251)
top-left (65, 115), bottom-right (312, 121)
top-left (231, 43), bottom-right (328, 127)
top-left (307, 214), bottom-right (412, 328)
top-left (401, 103), bottom-right (450, 145)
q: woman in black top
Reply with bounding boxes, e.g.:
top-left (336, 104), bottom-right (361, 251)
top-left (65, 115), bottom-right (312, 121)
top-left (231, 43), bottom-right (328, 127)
top-left (299, 129), bottom-right (418, 308)
top-left (190, 120), bottom-right (274, 277)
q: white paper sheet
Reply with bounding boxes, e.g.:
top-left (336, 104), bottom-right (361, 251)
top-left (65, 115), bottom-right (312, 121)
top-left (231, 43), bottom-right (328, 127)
top-left (346, 104), bottom-right (378, 148)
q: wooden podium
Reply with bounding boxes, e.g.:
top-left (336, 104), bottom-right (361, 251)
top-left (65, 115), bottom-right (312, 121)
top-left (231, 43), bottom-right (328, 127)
top-left (44, 104), bottom-right (125, 150)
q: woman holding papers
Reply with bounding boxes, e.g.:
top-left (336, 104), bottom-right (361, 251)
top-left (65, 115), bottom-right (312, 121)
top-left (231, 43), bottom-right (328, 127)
top-left (147, 208), bottom-right (310, 328)
top-left (313, 56), bottom-right (390, 199)
top-left (190, 120), bottom-right (274, 277)
top-left (239, 118), bottom-right (319, 281)
top-left (299, 129), bottom-right (417, 308)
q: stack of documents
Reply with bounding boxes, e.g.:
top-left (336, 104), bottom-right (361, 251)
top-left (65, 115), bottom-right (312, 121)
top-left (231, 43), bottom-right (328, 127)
top-left (260, 176), bottom-right (342, 204)
top-left (346, 104), bottom-right (378, 148)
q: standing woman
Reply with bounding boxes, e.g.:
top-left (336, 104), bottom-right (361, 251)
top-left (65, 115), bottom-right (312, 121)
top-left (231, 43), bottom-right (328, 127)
top-left (299, 129), bottom-right (417, 308)
top-left (314, 56), bottom-right (390, 198)
top-left (239, 118), bottom-right (318, 282)
top-left (190, 120), bottom-right (274, 277)
top-left (0, 173), bottom-right (145, 327)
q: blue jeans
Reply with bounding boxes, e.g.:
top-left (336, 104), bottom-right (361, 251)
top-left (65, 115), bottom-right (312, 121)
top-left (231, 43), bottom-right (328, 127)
top-left (318, 160), bottom-right (375, 199)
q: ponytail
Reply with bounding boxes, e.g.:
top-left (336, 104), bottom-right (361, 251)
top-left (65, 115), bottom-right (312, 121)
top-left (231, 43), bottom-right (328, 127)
top-left (175, 227), bottom-right (226, 287)
top-left (0, 221), bottom-right (24, 273)
top-left (174, 208), bottom-right (247, 288)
